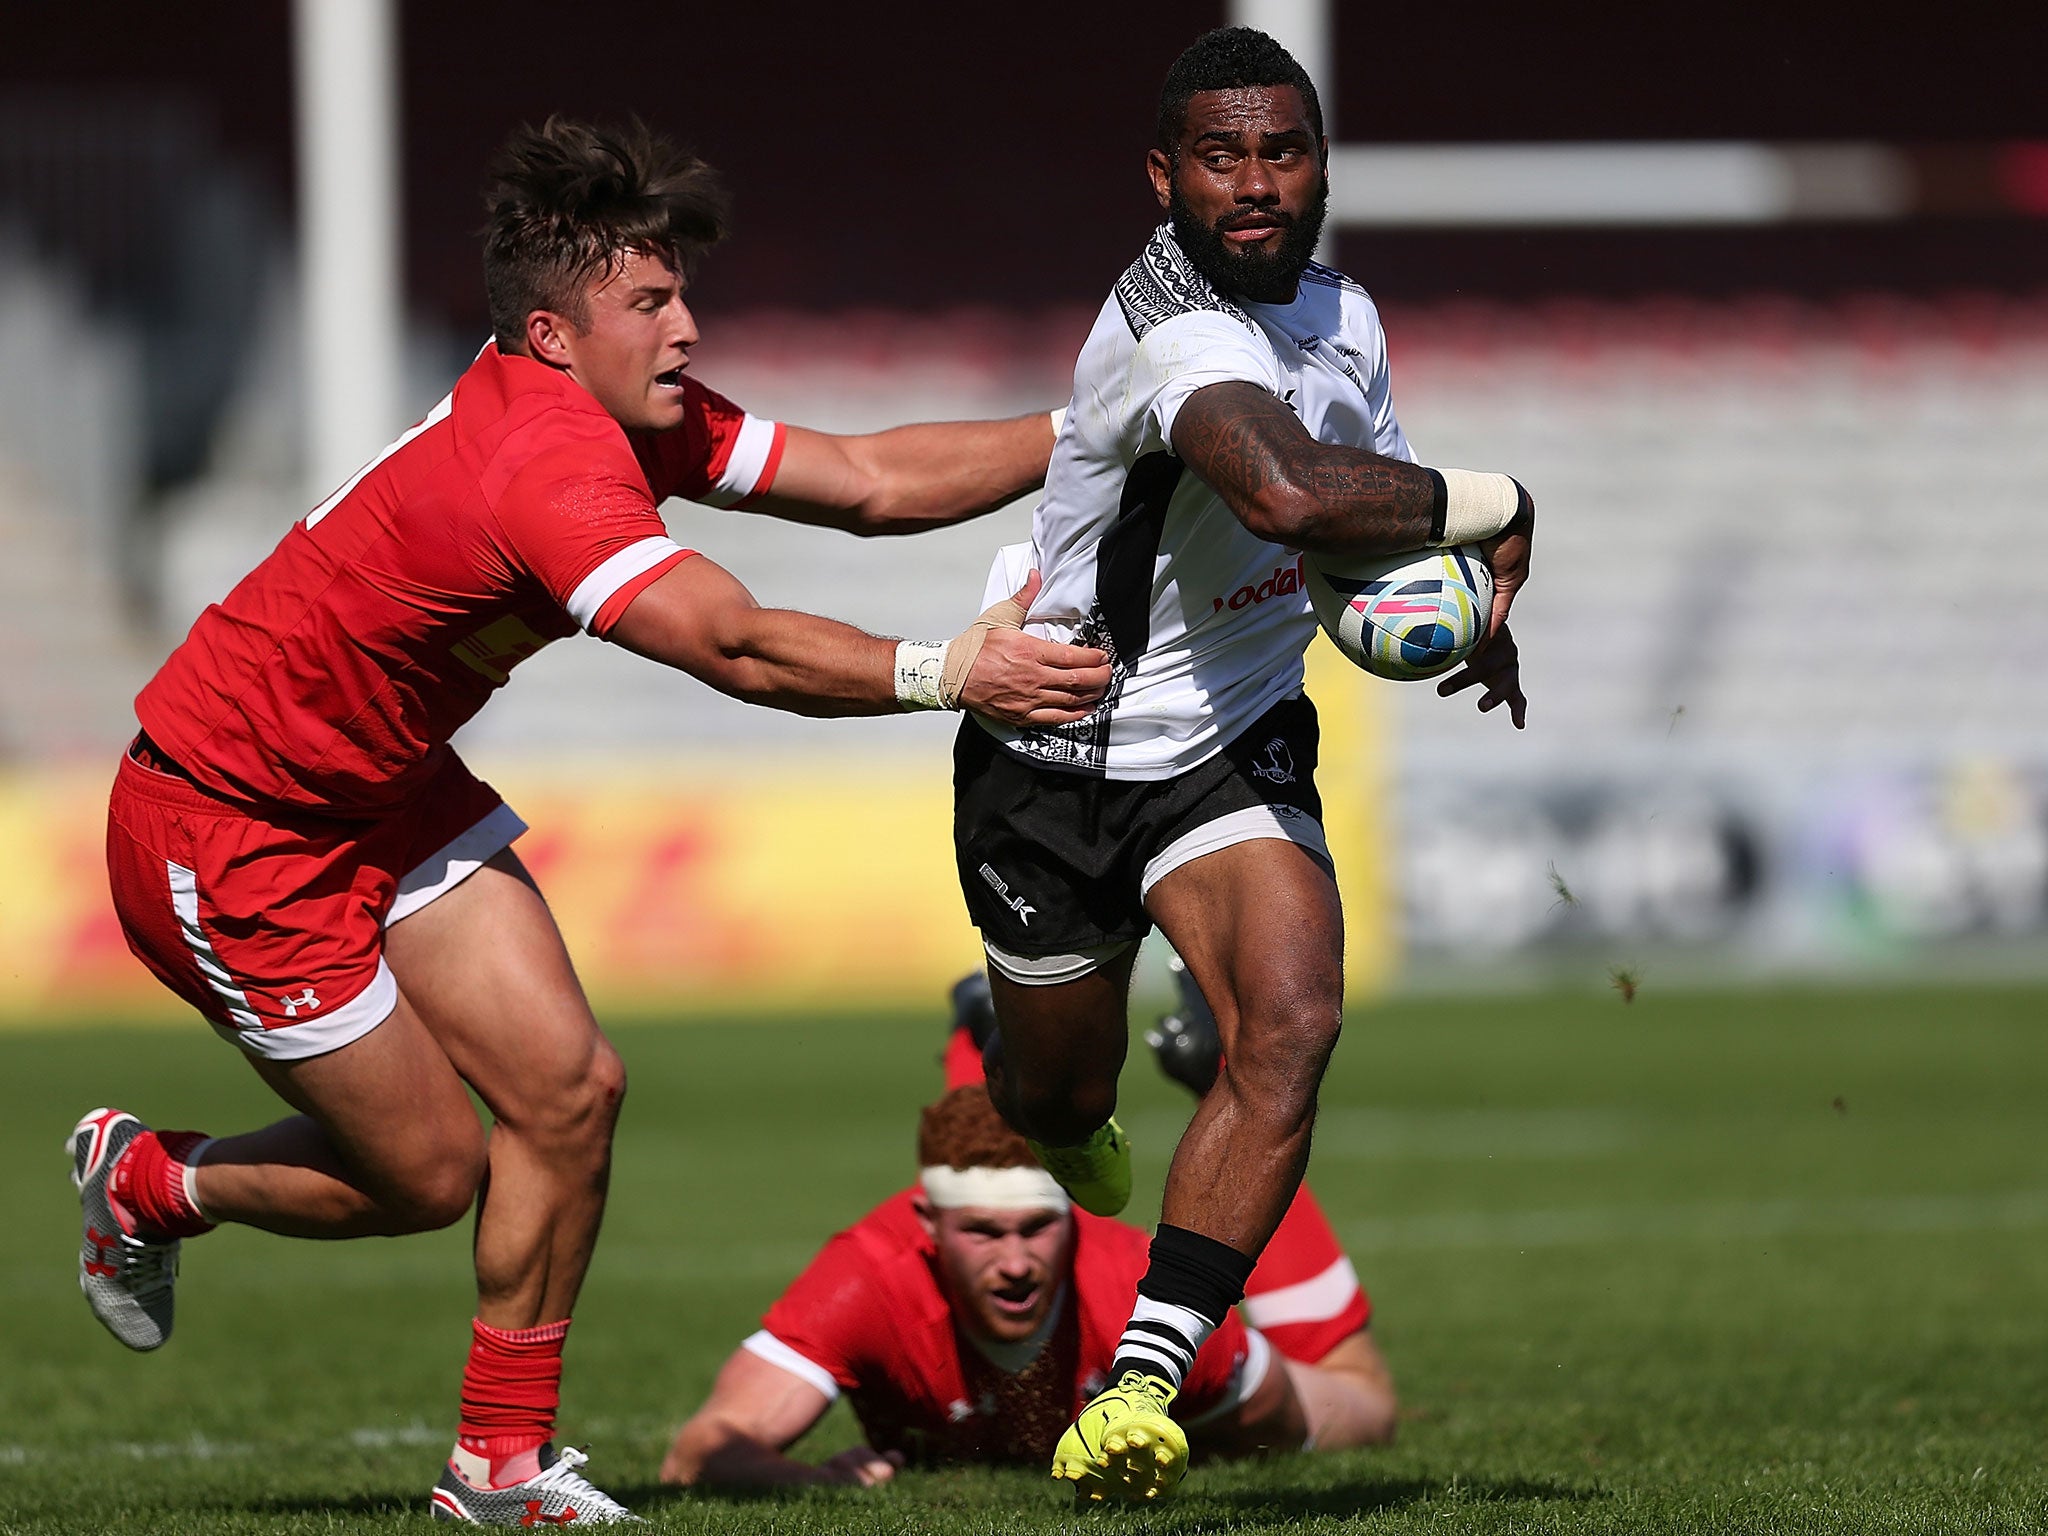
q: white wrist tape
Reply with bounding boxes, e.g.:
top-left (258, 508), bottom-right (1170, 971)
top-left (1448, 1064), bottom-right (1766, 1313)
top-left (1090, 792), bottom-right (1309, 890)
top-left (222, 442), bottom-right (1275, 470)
top-left (1050, 406), bottom-right (1068, 436)
top-left (920, 1164), bottom-right (1071, 1213)
top-left (893, 639), bottom-right (951, 710)
top-left (1434, 469), bottom-right (1522, 547)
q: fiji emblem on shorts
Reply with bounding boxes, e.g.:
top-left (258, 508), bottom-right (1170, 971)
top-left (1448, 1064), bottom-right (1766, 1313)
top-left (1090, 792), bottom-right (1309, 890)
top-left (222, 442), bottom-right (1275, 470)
top-left (1250, 738), bottom-right (1296, 786)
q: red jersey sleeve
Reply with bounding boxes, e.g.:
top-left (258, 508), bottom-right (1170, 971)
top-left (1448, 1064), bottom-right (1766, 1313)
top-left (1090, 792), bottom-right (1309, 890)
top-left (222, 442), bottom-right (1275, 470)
top-left (631, 376), bottom-right (787, 508)
top-left (748, 1230), bottom-right (881, 1398)
top-left (491, 425), bottom-right (696, 637)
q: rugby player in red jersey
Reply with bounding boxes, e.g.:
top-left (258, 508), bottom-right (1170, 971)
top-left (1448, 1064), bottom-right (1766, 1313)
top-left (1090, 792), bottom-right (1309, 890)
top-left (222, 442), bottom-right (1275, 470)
top-left (659, 1082), bottom-right (1393, 1491)
top-left (69, 118), bottom-right (1107, 1525)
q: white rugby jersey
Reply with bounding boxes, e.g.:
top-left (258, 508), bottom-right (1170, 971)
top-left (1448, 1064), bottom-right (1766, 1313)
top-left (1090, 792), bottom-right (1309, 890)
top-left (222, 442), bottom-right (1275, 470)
top-left (978, 223), bottom-right (1413, 780)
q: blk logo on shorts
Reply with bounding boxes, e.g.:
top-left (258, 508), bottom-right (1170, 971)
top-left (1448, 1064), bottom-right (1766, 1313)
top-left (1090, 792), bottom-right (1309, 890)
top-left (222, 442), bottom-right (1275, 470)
top-left (978, 863), bottom-right (1036, 926)
top-left (1251, 739), bottom-right (1297, 785)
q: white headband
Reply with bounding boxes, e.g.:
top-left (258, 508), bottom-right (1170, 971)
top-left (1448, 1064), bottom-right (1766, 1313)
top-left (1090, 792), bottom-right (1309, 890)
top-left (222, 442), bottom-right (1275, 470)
top-left (919, 1164), bottom-right (1071, 1213)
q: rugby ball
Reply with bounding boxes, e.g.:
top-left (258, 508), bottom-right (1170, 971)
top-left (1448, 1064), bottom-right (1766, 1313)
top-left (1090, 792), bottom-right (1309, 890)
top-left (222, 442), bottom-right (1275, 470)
top-left (1304, 544), bottom-right (1493, 681)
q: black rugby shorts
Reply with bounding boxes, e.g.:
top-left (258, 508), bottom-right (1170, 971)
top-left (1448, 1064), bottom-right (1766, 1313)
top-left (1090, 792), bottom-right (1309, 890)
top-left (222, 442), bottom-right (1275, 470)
top-left (952, 694), bottom-right (1327, 958)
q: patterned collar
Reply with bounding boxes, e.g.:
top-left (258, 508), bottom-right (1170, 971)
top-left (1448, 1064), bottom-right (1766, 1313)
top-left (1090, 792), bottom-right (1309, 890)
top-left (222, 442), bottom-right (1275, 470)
top-left (1113, 223), bottom-right (1256, 342)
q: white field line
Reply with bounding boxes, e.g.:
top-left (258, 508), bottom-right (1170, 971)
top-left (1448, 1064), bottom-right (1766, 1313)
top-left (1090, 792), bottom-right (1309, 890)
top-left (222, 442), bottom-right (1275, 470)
top-left (1311, 1107), bottom-right (1637, 1161)
top-left (89, 1441), bottom-right (258, 1458)
top-left (0, 1416), bottom-right (670, 1468)
top-left (1124, 1106), bottom-right (1637, 1162)
top-left (1341, 1189), bottom-right (2048, 1253)
top-left (347, 1420), bottom-right (446, 1449)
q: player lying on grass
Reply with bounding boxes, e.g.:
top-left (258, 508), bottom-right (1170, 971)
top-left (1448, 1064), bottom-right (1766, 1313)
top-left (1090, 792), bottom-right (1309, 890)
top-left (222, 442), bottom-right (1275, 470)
top-left (949, 27), bottom-right (1534, 1504)
top-left (661, 970), bottom-right (1391, 1488)
top-left (660, 1070), bottom-right (1393, 1489)
top-left (73, 117), bottom-right (1105, 1526)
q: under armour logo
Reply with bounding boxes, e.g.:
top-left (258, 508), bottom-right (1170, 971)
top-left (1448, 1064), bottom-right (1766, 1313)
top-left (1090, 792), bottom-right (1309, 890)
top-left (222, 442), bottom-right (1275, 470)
top-left (84, 1225), bottom-right (118, 1278)
top-left (520, 1499), bottom-right (578, 1525)
top-left (280, 988), bottom-right (320, 1018)
top-left (1251, 738), bottom-right (1297, 785)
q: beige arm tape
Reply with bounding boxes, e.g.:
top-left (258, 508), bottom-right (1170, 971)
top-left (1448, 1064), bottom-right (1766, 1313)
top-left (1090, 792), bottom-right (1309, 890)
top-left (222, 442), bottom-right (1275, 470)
top-left (1434, 469), bottom-right (1523, 547)
top-left (937, 588), bottom-right (1031, 710)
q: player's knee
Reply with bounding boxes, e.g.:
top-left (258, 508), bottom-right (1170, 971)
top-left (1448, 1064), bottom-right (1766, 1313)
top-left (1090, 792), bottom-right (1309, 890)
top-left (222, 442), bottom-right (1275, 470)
top-left (1228, 988), bottom-right (1342, 1107)
top-left (515, 1036), bottom-right (627, 1160)
top-left (386, 1131), bottom-right (486, 1232)
top-left (580, 1039), bottom-right (628, 1128)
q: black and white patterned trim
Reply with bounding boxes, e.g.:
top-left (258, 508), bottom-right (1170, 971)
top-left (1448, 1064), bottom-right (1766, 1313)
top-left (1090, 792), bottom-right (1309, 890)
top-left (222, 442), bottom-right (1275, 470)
top-left (1114, 224), bottom-right (1256, 342)
top-left (1299, 259), bottom-right (1367, 296)
top-left (1002, 600), bottom-right (1126, 773)
top-left (1000, 451), bottom-right (1186, 775)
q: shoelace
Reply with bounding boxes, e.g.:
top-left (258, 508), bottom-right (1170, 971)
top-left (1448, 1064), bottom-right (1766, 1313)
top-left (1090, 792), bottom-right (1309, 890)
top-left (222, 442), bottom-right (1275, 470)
top-left (116, 1233), bottom-right (178, 1300)
top-left (1112, 1370), bottom-right (1172, 1404)
top-left (529, 1448), bottom-right (632, 1519)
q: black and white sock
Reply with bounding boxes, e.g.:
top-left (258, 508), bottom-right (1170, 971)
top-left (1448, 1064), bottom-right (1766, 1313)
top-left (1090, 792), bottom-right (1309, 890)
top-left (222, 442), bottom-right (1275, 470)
top-left (1109, 1223), bottom-right (1257, 1391)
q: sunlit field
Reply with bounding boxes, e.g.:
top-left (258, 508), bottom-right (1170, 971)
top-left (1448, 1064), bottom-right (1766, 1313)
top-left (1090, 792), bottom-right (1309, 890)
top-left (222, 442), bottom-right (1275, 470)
top-left (6, 985), bottom-right (2046, 1534)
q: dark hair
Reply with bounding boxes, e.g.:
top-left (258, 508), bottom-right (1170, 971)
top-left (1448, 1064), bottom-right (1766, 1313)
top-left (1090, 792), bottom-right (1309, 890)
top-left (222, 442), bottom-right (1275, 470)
top-left (482, 116), bottom-right (729, 350)
top-left (1156, 27), bottom-right (1324, 152)
top-left (917, 1085), bottom-right (1042, 1172)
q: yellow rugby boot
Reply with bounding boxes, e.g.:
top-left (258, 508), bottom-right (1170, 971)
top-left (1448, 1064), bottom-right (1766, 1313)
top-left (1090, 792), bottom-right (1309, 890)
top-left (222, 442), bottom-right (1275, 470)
top-left (1050, 1369), bottom-right (1188, 1505)
top-left (1026, 1118), bottom-right (1131, 1218)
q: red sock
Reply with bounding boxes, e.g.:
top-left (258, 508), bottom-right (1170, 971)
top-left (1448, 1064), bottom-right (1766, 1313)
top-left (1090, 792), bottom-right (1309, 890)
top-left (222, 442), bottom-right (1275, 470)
top-left (943, 1025), bottom-right (987, 1090)
top-left (456, 1319), bottom-right (570, 1489)
top-left (111, 1130), bottom-right (216, 1240)
top-left (1240, 1183), bottom-right (1371, 1363)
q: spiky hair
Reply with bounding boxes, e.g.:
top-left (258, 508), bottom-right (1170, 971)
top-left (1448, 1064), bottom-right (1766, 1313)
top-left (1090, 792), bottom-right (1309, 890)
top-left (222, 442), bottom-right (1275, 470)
top-left (917, 1085), bottom-right (1042, 1172)
top-left (1156, 26), bottom-right (1325, 152)
top-left (482, 116), bottom-right (729, 348)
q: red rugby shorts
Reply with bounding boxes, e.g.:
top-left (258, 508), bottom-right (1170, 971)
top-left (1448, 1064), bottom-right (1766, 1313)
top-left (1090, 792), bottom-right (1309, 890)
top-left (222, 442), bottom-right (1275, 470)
top-left (105, 748), bottom-right (524, 1060)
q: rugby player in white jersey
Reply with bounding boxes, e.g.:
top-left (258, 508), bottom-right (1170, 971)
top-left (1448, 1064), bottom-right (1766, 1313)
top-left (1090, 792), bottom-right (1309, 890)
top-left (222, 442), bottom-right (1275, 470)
top-left (943, 28), bottom-right (1535, 1503)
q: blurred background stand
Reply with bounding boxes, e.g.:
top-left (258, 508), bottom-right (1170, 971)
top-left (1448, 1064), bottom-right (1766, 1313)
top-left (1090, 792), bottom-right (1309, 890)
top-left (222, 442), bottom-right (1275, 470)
top-left (0, 2), bottom-right (2043, 1016)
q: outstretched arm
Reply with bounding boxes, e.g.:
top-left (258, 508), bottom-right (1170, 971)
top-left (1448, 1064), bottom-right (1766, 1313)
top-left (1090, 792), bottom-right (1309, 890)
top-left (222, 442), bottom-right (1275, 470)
top-left (662, 1348), bottom-right (903, 1489)
top-left (744, 412), bottom-right (1058, 536)
top-left (1187, 1339), bottom-right (1311, 1458)
top-left (1191, 1329), bottom-right (1398, 1459)
top-left (1279, 1331), bottom-right (1399, 1450)
top-left (607, 556), bottom-right (1109, 726)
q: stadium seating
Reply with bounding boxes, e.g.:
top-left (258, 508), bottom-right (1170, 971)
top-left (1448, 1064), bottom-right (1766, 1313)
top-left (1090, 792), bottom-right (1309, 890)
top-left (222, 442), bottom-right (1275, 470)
top-left (3, 273), bottom-right (2043, 966)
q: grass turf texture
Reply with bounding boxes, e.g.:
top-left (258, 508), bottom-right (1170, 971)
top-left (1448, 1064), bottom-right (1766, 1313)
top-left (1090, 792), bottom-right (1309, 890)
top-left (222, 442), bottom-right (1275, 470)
top-left (4, 986), bottom-right (2047, 1535)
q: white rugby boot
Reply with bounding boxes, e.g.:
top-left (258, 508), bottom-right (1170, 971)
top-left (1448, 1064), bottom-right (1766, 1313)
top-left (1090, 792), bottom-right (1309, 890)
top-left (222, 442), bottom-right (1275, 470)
top-left (67, 1107), bottom-right (179, 1352)
top-left (429, 1444), bottom-right (641, 1524)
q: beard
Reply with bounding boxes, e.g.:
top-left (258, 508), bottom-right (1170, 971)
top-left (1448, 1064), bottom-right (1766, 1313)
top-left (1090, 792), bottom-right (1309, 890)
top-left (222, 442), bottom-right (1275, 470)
top-left (1168, 175), bottom-right (1329, 303)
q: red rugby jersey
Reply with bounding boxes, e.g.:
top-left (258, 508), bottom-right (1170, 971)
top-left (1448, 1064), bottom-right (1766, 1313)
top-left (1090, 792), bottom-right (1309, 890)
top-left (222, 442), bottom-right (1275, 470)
top-left (744, 1190), bottom-right (1255, 1466)
top-left (135, 345), bottom-right (784, 814)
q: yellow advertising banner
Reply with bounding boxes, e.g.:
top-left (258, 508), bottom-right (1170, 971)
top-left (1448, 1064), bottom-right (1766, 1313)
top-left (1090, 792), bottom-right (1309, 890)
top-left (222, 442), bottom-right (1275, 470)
top-left (0, 648), bottom-right (1390, 1024)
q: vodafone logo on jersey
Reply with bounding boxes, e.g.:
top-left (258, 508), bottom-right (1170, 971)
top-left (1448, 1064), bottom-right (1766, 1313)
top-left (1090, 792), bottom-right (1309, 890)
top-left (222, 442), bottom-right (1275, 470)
top-left (1212, 556), bottom-right (1306, 616)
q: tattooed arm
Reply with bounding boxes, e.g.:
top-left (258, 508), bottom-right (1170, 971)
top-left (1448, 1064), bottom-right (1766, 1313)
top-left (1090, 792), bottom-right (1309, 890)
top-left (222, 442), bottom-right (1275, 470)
top-left (1173, 378), bottom-right (1535, 728)
top-left (1170, 381), bottom-right (1446, 555)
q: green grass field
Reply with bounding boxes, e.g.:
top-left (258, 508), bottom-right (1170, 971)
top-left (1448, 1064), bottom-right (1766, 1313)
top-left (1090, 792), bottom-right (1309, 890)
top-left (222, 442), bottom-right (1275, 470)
top-left (5, 985), bottom-right (2047, 1534)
